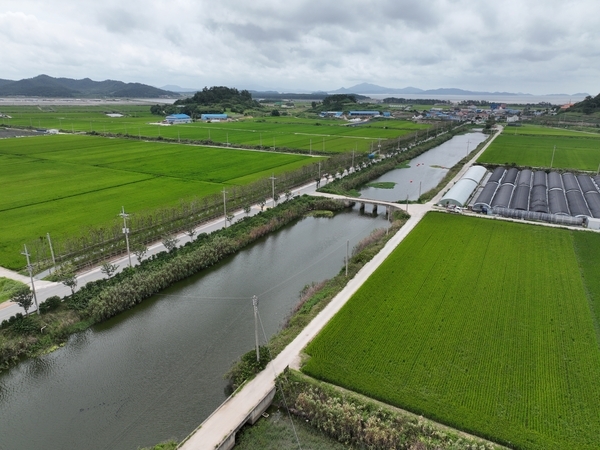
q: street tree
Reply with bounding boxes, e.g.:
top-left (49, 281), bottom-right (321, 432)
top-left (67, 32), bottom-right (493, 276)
top-left (12, 286), bottom-right (33, 316)
top-left (56, 263), bottom-right (77, 294)
top-left (100, 262), bottom-right (119, 278)
top-left (132, 243), bottom-right (148, 263)
top-left (162, 235), bottom-right (179, 252)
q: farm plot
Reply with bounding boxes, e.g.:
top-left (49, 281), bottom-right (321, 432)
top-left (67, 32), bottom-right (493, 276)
top-left (0, 134), bottom-right (315, 269)
top-left (477, 130), bottom-right (600, 170)
top-left (303, 213), bottom-right (600, 450)
top-left (0, 105), bottom-right (429, 153)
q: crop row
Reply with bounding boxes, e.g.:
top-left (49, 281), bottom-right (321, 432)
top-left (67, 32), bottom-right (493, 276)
top-left (303, 213), bottom-right (600, 449)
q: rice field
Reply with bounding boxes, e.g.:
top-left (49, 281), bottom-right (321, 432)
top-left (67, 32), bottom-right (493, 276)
top-left (0, 134), bottom-right (316, 269)
top-left (303, 213), bottom-right (600, 449)
top-left (0, 105), bottom-right (429, 153)
top-left (478, 126), bottom-right (600, 170)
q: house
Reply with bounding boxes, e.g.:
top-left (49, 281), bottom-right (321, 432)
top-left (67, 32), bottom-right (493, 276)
top-left (348, 110), bottom-right (380, 117)
top-left (164, 114), bottom-right (192, 124)
top-left (200, 113), bottom-right (228, 121)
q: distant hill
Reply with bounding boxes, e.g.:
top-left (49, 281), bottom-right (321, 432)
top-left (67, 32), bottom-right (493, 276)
top-left (332, 83), bottom-right (423, 95)
top-left (330, 83), bottom-right (531, 96)
top-left (565, 93), bottom-right (600, 114)
top-left (0, 75), bottom-right (177, 98)
top-left (160, 84), bottom-right (198, 93)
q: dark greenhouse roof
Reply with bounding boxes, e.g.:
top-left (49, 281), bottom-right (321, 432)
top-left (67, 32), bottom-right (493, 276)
top-left (476, 167), bottom-right (600, 219)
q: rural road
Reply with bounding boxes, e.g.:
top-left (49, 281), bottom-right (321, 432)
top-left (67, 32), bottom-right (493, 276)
top-left (0, 175), bottom-right (331, 322)
top-left (178, 127), bottom-right (503, 449)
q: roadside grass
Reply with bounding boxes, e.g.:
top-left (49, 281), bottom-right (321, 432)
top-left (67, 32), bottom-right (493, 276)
top-left (0, 278), bottom-right (28, 303)
top-left (234, 407), bottom-right (348, 450)
top-left (303, 213), bottom-right (600, 450)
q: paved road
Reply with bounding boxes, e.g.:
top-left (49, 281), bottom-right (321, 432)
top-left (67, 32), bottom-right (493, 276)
top-left (0, 176), bottom-right (332, 322)
top-left (178, 127), bottom-right (504, 449)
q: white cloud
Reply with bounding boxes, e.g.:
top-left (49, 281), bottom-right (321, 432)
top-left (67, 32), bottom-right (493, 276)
top-left (0, 0), bottom-right (598, 94)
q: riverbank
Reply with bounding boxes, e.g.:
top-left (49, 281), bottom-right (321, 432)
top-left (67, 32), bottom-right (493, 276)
top-left (0, 196), bottom-right (349, 372)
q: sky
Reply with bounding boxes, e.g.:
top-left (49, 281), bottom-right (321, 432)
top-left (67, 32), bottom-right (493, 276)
top-left (0, 0), bottom-right (598, 95)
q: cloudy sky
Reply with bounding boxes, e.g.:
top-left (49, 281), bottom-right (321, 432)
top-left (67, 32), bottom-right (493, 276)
top-left (0, 0), bottom-right (598, 94)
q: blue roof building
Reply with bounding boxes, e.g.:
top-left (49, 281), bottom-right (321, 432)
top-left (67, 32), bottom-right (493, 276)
top-left (164, 114), bottom-right (192, 124)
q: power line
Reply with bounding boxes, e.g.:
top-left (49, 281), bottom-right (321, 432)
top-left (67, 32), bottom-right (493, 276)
top-left (257, 309), bottom-right (303, 450)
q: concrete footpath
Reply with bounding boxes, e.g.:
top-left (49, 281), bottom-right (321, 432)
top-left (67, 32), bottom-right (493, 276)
top-left (178, 126), bottom-right (503, 449)
top-left (179, 203), bottom-right (430, 449)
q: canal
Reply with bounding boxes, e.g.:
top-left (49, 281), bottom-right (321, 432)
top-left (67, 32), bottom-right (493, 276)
top-left (359, 131), bottom-right (487, 201)
top-left (0, 207), bottom-right (388, 450)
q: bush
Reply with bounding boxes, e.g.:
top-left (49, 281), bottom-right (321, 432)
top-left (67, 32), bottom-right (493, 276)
top-left (39, 296), bottom-right (62, 314)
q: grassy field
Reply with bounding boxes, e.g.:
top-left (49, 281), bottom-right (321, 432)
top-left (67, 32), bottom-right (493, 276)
top-left (478, 125), bottom-right (600, 170)
top-left (302, 213), bottom-right (600, 449)
top-left (0, 134), bottom-right (316, 269)
top-left (0, 277), bottom-right (28, 303)
top-left (0, 105), bottom-right (429, 153)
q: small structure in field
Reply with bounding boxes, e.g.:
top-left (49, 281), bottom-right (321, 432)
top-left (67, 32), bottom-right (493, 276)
top-left (165, 114), bottom-right (192, 124)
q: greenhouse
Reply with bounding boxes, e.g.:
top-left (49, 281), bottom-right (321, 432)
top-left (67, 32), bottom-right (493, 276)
top-left (473, 167), bottom-right (600, 219)
top-left (439, 166), bottom-right (487, 207)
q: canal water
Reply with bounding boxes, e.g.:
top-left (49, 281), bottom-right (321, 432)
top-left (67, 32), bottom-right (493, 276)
top-left (0, 208), bottom-right (388, 450)
top-left (359, 131), bottom-right (487, 202)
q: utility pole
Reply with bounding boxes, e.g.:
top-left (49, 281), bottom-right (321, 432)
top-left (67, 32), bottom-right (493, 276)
top-left (310, 139), bottom-right (312, 155)
top-left (222, 188), bottom-right (228, 227)
top-left (252, 295), bottom-right (260, 362)
top-left (318, 161), bottom-right (321, 181)
top-left (21, 245), bottom-right (39, 315)
top-left (466, 140), bottom-right (471, 157)
top-left (269, 174), bottom-right (277, 207)
top-left (351, 149), bottom-right (355, 172)
top-left (47, 233), bottom-right (56, 274)
top-left (550, 145), bottom-right (556, 168)
top-left (119, 207), bottom-right (132, 268)
top-left (597, 162), bottom-right (600, 176)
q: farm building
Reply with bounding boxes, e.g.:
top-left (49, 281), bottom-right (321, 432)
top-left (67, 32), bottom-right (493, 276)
top-left (200, 113), bottom-right (228, 121)
top-left (319, 111), bottom-right (343, 118)
top-left (439, 165), bottom-right (487, 207)
top-left (348, 111), bottom-right (380, 117)
top-left (164, 114), bottom-right (192, 124)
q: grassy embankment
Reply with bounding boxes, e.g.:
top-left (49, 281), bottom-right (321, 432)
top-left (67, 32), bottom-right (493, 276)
top-left (0, 197), bottom-right (346, 372)
top-left (303, 213), bottom-right (600, 450)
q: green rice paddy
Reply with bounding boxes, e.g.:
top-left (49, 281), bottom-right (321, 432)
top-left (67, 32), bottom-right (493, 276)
top-left (0, 105), bottom-right (429, 153)
top-left (0, 134), bottom-right (316, 269)
top-left (478, 125), bottom-right (600, 170)
top-left (303, 213), bottom-right (600, 449)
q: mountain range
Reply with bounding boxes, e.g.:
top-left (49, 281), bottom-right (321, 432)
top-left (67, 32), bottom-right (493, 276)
top-left (0, 75), bottom-right (177, 98)
top-left (330, 82), bottom-right (588, 97)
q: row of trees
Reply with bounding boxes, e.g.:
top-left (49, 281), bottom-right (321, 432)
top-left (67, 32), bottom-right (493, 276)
top-left (26, 153), bottom-right (359, 273)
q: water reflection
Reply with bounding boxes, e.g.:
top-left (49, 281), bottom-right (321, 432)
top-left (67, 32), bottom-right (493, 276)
top-left (359, 132), bottom-right (487, 202)
top-left (0, 208), bottom-right (387, 450)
